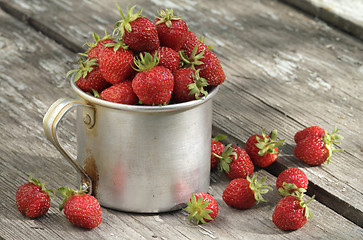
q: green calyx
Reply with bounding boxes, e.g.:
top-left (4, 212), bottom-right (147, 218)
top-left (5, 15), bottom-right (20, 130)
top-left (82, 30), bottom-right (112, 55)
top-left (103, 38), bottom-right (129, 52)
top-left (29, 173), bottom-right (55, 199)
top-left (278, 182), bottom-right (306, 197)
top-left (212, 134), bottom-right (226, 142)
top-left (154, 9), bottom-right (182, 27)
top-left (290, 190), bottom-right (315, 220)
top-left (247, 173), bottom-right (273, 203)
top-left (133, 52), bottom-right (160, 72)
top-left (179, 45), bottom-right (205, 69)
top-left (254, 129), bottom-right (285, 156)
top-left (187, 69), bottom-right (209, 100)
top-left (184, 194), bottom-right (213, 225)
top-left (215, 144), bottom-right (237, 173)
top-left (322, 127), bottom-right (344, 164)
top-left (66, 58), bottom-right (98, 82)
top-left (114, 5), bottom-right (142, 37)
top-left (58, 185), bottom-right (87, 211)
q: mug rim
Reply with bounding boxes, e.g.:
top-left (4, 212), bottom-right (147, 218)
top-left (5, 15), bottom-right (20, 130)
top-left (70, 76), bottom-right (219, 112)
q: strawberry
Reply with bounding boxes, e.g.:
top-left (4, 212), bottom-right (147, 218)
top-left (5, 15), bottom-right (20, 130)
top-left (223, 173), bottom-right (272, 209)
top-left (195, 50), bottom-right (225, 86)
top-left (152, 46), bottom-right (180, 73)
top-left (132, 52), bottom-right (174, 105)
top-left (294, 126), bottom-right (344, 165)
top-left (276, 168), bottom-right (308, 196)
top-left (59, 186), bottom-right (102, 229)
top-left (210, 135), bottom-right (226, 170)
top-left (97, 41), bottom-right (135, 85)
top-left (294, 126), bottom-right (325, 144)
top-left (100, 81), bottom-right (138, 104)
top-left (172, 68), bottom-right (208, 103)
top-left (16, 174), bottom-right (54, 218)
top-left (154, 9), bottom-right (188, 52)
top-left (184, 192), bottom-right (218, 224)
top-left (245, 129), bottom-right (285, 168)
top-left (114, 5), bottom-right (159, 52)
top-left (181, 31), bottom-right (210, 58)
top-left (66, 58), bottom-right (109, 93)
top-left (272, 191), bottom-right (314, 230)
top-left (84, 31), bottom-right (114, 60)
top-left (217, 144), bottom-right (254, 179)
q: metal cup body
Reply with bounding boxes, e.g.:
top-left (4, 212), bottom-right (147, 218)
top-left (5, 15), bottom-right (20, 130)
top-left (73, 82), bottom-right (217, 213)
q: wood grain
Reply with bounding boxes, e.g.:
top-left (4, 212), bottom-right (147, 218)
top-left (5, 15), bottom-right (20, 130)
top-left (0, 0), bottom-right (362, 238)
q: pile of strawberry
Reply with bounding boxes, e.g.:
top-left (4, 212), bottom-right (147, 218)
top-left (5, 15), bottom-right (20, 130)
top-left (68, 6), bottom-right (225, 105)
top-left (185, 125), bottom-right (343, 231)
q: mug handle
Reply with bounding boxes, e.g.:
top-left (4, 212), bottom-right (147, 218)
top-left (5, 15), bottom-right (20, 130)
top-left (43, 98), bottom-right (95, 194)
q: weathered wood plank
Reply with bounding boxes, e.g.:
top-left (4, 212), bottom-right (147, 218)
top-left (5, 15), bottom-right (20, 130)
top-left (0, 0), bottom-right (363, 239)
top-left (1, 0), bottom-right (361, 227)
top-left (280, 0), bottom-right (363, 41)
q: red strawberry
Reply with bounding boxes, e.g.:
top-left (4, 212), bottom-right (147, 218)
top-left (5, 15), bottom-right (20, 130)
top-left (100, 81), bottom-right (138, 104)
top-left (276, 168), bottom-right (308, 196)
top-left (132, 52), bottom-right (174, 105)
top-left (114, 5), bottom-right (159, 52)
top-left (223, 173), bottom-right (272, 209)
top-left (294, 126), bottom-right (325, 144)
top-left (181, 31), bottom-right (209, 58)
top-left (294, 127), bottom-right (343, 165)
top-left (152, 46), bottom-right (180, 73)
top-left (67, 58), bottom-right (109, 93)
top-left (85, 31), bottom-right (114, 60)
top-left (154, 9), bottom-right (188, 52)
top-left (217, 144), bottom-right (254, 179)
top-left (195, 51), bottom-right (225, 86)
top-left (98, 41), bottom-right (134, 85)
top-left (245, 129), bottom-right (285, 168)
top-left (172, 68), bottom-right (208, 103)
top-left (16, 174), bottom-right (54, 218)
top-left (210, 135), bottom-right (226, 170)
top-left (184, 192), bottom-right (218, 224)
top-left (59, 186), bottom-right (102, 229)
top-left (272, 192), bottom-right (314, 230)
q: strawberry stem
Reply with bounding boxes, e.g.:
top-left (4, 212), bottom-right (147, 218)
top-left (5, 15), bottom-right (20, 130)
top-left (255, 129), bottom-right (285, 156)
top-left (247, 173), bottom-right (273, 203)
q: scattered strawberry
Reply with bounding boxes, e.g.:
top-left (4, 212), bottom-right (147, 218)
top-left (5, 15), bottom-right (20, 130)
top-left (294, 126), bottom-right (344, 165)
top-left (114, 5), bottom-right (159, 52)
top-left (195, 50), bottom-right (225, 86)
top-left (294, 126), bottom-right (325, 144)
top-left (223, 173), bottom-right (272, 209)
top-left (184, 192), bottom-right (218, 224)
top-left (16, 173), bottom-right (54, 218)
top-left (245, 129), bottom-right (285, 168)
top-left (210, 135), bottom-right (226, 170)
top-left (217, 144), bottom-right (254, 179)
top-left (66, 58), bottom-right (109, 93)
top-left (58, 186), bottom-right (102, 229)
top-left (181, 31), bottom-right (210, 58)
top-left (100, 81), bottom-right (138, 104)
top-left (272, 191), bottom-right (314, 230)
top-left (132, 52), bottom-right (174, 105)
top-left (154, 9), bottom-right (188, 52)
top-left (276, 167), bottom-right (308, 196)
top-left (152, 46), bottom-right (180, 73)
top-left (97, 41), bottom-right (135, 85)
top-left (172, 68), bottom-right (208, 103)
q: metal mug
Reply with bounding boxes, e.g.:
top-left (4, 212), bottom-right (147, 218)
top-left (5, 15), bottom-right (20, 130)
top-left (43, 78), bottom-right (219, 213)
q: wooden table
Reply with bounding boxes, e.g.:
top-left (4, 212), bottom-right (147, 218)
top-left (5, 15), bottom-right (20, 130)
top-left (0, 0), bottom-right (362, 239)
